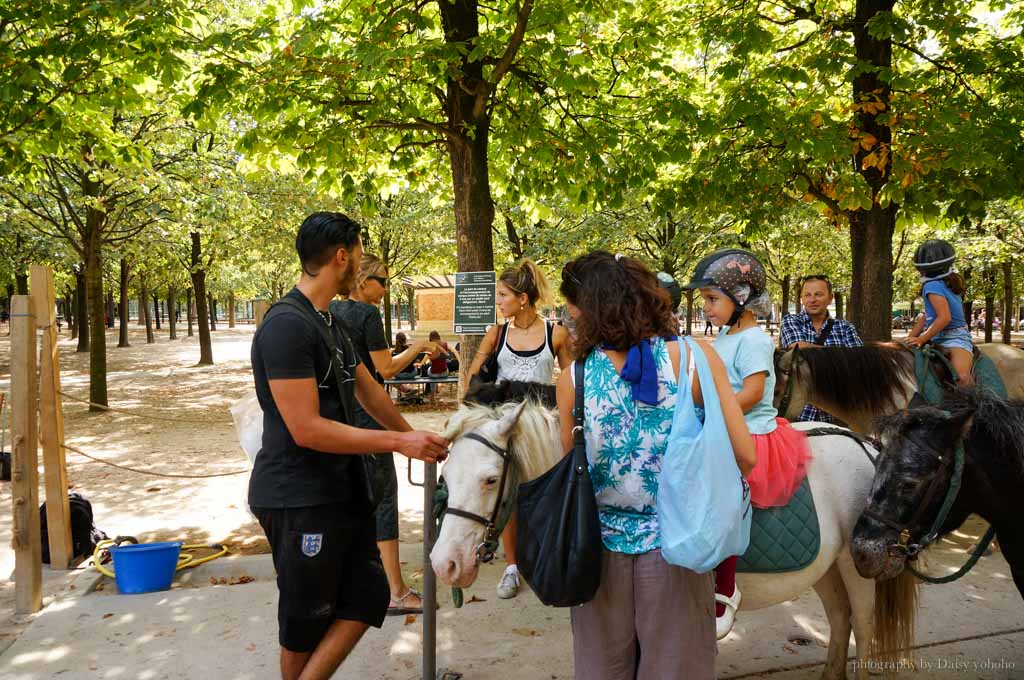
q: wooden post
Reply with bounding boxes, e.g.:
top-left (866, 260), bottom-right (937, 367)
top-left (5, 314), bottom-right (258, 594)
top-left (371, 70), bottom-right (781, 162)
top-left (31, 266), bottom-right (73, 569)
top-left (11, 295), bottom-right (42, 613)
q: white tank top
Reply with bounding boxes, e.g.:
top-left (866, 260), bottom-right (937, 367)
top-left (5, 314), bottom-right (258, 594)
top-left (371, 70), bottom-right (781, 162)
top-left (496, 319), bottom-right (556, 384)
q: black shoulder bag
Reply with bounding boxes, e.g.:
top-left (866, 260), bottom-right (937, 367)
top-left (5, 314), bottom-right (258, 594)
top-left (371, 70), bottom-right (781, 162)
top-left (476, 322), bottom-right (510, 384)
top-left (814, 318), bottom-right (835, 346)
top-left (266, 298), bottom-right (375, 505)
top-left (514, 358), bottom-right (603, 607)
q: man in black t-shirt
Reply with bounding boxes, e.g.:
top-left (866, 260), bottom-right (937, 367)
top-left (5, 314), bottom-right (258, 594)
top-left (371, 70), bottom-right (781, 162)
top-left (249, 212), bottom-right (448, 680)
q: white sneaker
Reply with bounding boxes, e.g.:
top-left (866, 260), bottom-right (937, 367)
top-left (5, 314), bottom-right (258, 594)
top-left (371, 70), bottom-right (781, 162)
top-left (715, 587), bottom-right (742, 640)
top-left (496, 566), bottom-right (520, 599)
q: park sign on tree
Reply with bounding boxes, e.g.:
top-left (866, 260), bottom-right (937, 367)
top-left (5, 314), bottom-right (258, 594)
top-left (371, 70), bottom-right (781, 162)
top-left (189, 0), bottom-right (702, 366)
top-left (681, 0), bottom-right (1024, 341)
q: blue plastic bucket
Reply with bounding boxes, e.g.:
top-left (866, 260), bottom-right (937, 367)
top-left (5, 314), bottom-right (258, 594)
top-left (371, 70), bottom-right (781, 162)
top-left (109, 541), bottom-right (182, 594)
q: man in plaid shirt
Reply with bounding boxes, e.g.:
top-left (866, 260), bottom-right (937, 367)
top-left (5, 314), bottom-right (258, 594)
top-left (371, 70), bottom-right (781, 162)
top-left (779, 274), bottom-right (863, 422)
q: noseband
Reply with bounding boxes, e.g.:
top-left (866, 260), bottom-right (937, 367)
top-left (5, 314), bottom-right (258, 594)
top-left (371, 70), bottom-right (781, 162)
top-left (443, 431), bottom-right (517, 564)
top-left (861, 436), bottom-right (965, 560)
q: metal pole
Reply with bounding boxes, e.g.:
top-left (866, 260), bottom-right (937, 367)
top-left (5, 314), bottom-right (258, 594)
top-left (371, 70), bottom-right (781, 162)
top-left (423, 461), bottom-right (437, 680)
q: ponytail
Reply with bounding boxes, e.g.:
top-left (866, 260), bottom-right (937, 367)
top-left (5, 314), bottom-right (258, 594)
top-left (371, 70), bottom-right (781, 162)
top-left (499, 258), bottom-right (552, 308)
top-left (946, 272), bottom-right (966, 296)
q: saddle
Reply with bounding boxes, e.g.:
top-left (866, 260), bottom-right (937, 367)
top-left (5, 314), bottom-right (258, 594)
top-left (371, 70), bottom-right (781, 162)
top-left (914, 345), bottom-right (1008, 406)
top-left (736, 477), bottom-right (820, 574)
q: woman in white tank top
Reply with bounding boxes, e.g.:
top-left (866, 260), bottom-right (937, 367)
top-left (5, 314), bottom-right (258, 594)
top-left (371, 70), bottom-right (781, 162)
top-left (468, 259), bottom-right (572, 598)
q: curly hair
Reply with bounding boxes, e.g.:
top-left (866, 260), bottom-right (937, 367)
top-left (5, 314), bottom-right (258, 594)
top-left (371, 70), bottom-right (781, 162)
top-left (560, 251), bottom-right (678, 356)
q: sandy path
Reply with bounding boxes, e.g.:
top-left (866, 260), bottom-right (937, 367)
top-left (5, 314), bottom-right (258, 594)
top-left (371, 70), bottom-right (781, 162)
top-left (0, 322), bottom-right (454, 652)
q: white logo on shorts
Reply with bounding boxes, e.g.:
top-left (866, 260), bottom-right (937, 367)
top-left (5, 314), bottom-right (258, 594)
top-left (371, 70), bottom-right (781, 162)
top-left (301, 533), bottom-right (323, 557)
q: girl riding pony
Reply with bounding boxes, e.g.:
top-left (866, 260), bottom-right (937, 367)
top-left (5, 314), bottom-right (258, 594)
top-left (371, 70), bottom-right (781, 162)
top-left (683, 248), bottom-right (812, 640)
top-left (906, 239), bottom-right (973, 386)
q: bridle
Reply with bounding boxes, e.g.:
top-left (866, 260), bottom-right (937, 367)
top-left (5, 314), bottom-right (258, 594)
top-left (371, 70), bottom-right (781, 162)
top-left (860, 434), bottom-right (966, 560)
top-left (443, 431), bottom-right (518, 564)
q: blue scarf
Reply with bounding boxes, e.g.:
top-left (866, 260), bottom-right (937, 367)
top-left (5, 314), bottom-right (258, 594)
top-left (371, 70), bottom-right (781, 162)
top-left (608, 336), bottom-right (677, 406)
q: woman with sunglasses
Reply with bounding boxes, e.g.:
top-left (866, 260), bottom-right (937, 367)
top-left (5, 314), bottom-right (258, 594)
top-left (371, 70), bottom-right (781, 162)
top-left (332, 253), bottom-right (437, 615)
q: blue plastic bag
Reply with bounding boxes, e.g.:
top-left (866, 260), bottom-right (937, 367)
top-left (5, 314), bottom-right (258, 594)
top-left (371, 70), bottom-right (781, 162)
top-left (658, 336), bottom-right (751, 573)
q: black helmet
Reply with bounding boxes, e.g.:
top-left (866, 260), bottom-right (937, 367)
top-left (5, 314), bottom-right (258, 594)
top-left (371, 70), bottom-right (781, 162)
top-left (683, 248), bottom-right (769, 325)
top-left (656, 271), bottom-right (682, 311)
top-left (913, 239), bottom-right (956, 278)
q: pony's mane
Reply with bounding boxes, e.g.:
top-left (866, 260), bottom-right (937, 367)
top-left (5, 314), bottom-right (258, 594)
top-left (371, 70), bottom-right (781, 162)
top-left (877, 389), bottom-right (1024, 471)
top-left (800, 343), bottom-right (914, 416)
top-left (443, 400), bottom-right (562, 480)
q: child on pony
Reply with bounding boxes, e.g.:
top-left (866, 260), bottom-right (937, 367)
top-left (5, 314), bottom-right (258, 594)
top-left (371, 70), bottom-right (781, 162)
top-left (906, 239), bottom-right (973, 386)
top-left (683, 248), bottom-right (812, 640)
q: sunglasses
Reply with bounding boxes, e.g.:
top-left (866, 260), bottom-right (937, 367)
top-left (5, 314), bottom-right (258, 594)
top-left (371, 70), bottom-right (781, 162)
top-left (561, 264), bottom-right (581, 286)
top-left (367, 275), bottom-right (389, 288)
top-left (800, 274), bottom-right (831, 285)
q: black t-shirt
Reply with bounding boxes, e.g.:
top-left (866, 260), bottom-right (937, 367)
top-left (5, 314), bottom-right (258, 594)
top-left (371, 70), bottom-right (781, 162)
top-left (248, 288), bottom-right (365, 509)
top-left (331, 299), bottom-right (389, 430)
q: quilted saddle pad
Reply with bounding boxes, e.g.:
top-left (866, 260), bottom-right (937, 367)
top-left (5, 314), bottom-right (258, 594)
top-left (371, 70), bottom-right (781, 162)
top-left (736, 477), bottom-right (820, 574)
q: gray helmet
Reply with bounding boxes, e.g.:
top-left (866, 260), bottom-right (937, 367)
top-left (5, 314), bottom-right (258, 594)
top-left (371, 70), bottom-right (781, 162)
top-left (913, 239), bottom-right (956, 278)
top-left (684, 249), bottom-right (769, 324)
top-left (656, 271), bottom-right (682, 311)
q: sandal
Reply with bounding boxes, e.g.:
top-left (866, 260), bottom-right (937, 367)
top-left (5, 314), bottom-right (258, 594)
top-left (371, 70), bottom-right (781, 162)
top-left (388, 588), bottom-right (425, 615)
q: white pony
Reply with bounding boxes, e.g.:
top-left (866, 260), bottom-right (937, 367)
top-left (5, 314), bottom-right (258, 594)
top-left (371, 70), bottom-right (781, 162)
top-left (431, 400), bottom-right (918, 680)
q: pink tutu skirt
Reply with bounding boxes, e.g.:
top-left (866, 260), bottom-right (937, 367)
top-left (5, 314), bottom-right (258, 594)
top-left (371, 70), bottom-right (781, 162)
top-left (747, 418), bottom-right (812, 509)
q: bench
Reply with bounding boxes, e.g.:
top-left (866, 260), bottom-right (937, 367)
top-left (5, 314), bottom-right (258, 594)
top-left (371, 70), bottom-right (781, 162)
top-left (384, 376), bottom-right (459, 402)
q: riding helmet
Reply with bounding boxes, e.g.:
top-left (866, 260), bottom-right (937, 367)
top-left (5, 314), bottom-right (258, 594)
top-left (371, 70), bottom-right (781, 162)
top-left (656, 271), bottom-right (682, 312)
top-left (683, 248), bottom-right (768, 324)
top-left (913, 239), bottom-right (956, 278)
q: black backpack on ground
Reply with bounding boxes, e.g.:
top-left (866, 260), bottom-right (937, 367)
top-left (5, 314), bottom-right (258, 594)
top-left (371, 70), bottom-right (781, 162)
top-left (40, 492), bottom-right (108, 564)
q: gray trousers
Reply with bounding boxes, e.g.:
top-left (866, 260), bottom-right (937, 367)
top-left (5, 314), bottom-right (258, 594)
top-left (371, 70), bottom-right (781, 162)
top-left (571, 549), bottom-right (716, 680)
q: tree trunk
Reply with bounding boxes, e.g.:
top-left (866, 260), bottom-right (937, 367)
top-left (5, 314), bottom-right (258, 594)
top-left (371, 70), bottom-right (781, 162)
top-left (835, 291), bottom-right (845, 319)
top-left (1002, 261), bottom-right (1013, 344)
top-left (985, 284), bottom-right (994, 344)
top-left (685, 289), bottom-right (694, 336)
top-left (118, 258), bottom-right (131, 348)
top-left (191, 232), bottom-right (213, 365)
top-left (186, 287), bottom-right (195, 337)
top-left (105, 290), bottom-right (115, 328)
top-left (137, 287), bottom-right (146, 325)
top-left (439, 0), bottom-right (502, 390)
top-left (168, 285), bottom-right (178, 340)
top-left (228, 292), bottom-right (236, 328)
top-left (846, 0), bottom-right (897, 342)
top-left (141, 276), bottom-right (155, 345)
top-left (208, 293), bottom-right (217, 331)
top-left (383, 288), bottom-right (392, 342)
top-left (407, 286), bottom-right (416, 331)
top-left (15, 272), bottom-right (28, 294)
top-left (152, 294), bottom-right (161, 330)
top-left (781, 274), bottom-right (791, 318)
top-left (83, 224), bottom-right (107, 410)
top-left (75, 265), bottom-right (89, 353)
top-left (64, 284), bottom-right (76, 338)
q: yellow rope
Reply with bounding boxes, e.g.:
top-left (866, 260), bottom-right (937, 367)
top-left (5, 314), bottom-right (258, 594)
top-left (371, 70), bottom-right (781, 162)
top-left (63, 443), bottom-right (248, 478)
top-left (58, 391), bottom-right (234, 424)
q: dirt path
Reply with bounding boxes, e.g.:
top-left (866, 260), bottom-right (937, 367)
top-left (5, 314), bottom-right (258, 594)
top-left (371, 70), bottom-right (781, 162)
top-left (0, 323), bottom-right (455, 653)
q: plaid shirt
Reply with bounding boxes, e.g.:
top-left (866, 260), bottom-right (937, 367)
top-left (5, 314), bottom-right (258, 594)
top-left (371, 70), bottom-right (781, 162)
top-left (779, 312), bottom-right (863, 422)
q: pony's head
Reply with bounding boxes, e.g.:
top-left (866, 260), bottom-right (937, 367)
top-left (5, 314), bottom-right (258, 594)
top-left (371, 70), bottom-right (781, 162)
top-left (851, 405), bottom-right (974, 580)
top-left (430, 399), bottom-right (560, 588)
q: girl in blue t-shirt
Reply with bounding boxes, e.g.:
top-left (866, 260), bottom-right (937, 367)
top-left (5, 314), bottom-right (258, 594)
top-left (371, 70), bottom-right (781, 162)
top-left (907, 239), bottom-right (973, 386)
top-left (683, 249), bottom-right (811, 640)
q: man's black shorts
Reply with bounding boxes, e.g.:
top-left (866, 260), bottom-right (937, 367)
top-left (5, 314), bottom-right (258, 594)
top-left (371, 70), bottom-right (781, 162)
top-left (254, 504), bottom-right (389, 652)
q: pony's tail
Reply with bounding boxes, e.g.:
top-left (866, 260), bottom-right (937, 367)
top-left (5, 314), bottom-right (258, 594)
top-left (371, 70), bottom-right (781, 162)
top-left (869, 569), bottom-right (920, 673)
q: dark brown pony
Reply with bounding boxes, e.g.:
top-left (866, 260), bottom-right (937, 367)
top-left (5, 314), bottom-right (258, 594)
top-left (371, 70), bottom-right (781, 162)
top-left (852, 390), bottom-right (1024, 599)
